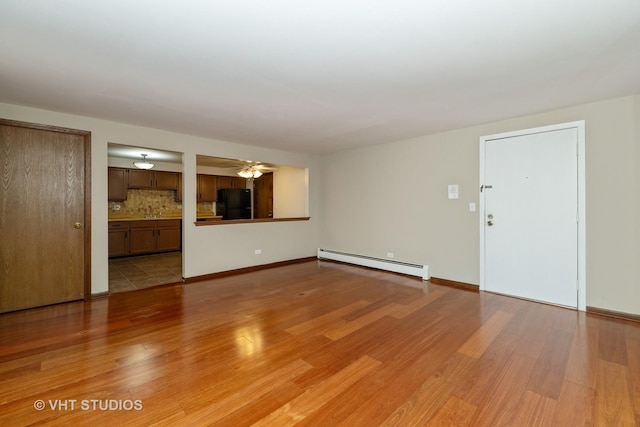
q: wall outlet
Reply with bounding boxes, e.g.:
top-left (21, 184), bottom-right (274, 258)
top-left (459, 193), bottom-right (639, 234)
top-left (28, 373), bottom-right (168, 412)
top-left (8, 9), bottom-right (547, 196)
top-left (112, 204), bottom-right (121, 211)
top-left (387, 252), bottom-right (394, 259)
top-left (254, 249), bottom-right (262, 255)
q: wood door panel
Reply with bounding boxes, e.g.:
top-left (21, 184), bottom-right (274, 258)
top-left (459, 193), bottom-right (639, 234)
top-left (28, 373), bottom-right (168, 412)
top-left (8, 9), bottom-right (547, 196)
top-left (108, 167), bottom-right (127, 201)
top-left (157, 227), bottom-right (181, 252)
top-left (128, 169), bottom-right (153, 188)
top-left (0, 124), bottom-right (86, 313)
top-left (154, 171), bottom-right (178, 190)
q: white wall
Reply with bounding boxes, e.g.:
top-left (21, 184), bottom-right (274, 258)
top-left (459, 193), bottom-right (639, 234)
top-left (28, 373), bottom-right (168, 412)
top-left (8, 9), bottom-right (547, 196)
top-left (319, 95), bottom-right (640, 315)
top-left (273, 166), bottom-right (308, 218)
top-left (0, 102), bottom-right (320, 295)
top-left (3, 95), bottom-right (639, 316)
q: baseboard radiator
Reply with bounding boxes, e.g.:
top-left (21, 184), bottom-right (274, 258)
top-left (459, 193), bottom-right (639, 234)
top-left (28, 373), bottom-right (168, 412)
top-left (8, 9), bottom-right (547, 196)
top-left (317, 249), bottom-right (430, 280)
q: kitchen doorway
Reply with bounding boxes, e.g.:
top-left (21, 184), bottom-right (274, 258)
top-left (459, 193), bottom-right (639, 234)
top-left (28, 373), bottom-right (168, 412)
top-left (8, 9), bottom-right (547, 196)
top-left (107, 144), bottom-right (183, 293)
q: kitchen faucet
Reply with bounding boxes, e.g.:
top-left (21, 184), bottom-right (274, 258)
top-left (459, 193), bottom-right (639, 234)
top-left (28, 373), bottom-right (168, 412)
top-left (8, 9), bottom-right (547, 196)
top-left (148, 205), bottom-right (153, 218)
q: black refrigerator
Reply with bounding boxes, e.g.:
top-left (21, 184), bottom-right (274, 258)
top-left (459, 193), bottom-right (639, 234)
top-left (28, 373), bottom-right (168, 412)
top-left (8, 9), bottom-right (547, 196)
top-left (216, 188), bottom-right (251, 220)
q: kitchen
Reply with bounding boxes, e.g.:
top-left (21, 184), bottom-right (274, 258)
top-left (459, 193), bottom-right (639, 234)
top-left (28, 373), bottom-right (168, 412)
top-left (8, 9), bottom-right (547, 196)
top-left (107, 144), bottom-right (296, 293)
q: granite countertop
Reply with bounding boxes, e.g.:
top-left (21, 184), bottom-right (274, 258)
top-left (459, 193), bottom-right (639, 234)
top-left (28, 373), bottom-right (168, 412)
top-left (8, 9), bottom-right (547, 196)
top-left (108, 214), bottom-right (223, 221)
top-left (108, 215), bottom-right (183, 222)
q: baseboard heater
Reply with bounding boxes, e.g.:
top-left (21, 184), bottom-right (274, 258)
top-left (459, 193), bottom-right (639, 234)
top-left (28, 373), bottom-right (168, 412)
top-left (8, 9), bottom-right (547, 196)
top-left (317, 248), bottom-right (430, 280)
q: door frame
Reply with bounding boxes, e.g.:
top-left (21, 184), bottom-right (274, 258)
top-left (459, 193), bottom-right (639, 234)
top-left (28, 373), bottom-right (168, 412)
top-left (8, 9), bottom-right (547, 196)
top-left (0, 118), bottom-right (92, 300)
top-left (479, 121), bottom-right (586, 310)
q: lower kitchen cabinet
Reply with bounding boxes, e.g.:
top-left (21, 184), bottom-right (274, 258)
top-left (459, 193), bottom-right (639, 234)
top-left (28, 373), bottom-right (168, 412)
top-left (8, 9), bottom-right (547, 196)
top-left (109, 219), bottom-right (181, 257)
top-left (157, 220), bottom-right (181, 252)
top-left (129, 221), bottom-right (157, 255)
top-left (108, 221), bottom-right (129, 257)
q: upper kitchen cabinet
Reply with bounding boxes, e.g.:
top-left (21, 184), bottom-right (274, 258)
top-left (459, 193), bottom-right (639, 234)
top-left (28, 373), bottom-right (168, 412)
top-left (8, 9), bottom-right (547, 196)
top-left (154, 171), bottom-right (179, 190)
top-left (175, 173), bottom-right (182, 202)
top-left (197, 174), bottom-right (217, 202)
top-left (108, 167), bottom-right (128, 201)
top-left (217, 176), bottom-right (246, 190)
top-left (128, 170), bottom-right (179, 190)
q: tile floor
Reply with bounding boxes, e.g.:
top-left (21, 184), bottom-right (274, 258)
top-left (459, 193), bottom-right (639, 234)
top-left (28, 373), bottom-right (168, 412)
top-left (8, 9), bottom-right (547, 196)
top-left (109, 252), bottom-right (183, 293)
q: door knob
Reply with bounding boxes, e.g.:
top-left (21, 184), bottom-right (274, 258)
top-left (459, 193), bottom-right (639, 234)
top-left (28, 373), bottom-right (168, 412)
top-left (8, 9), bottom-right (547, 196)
top-left (74, 222), bottom-right (82, 229)
top-left (487, 220), bottom-right (494, 227)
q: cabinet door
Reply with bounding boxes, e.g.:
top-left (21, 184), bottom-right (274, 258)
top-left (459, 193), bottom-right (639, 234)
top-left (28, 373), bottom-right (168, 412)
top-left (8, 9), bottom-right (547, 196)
top-left (175, 173), bottom-right (182, 202)
top-left (157, 227), bottom-right (181, 252)
top-left (128, 169), bottom-right (154, 188)
top-left (216, 175), bottom-right (232, 190)
top-left (129, 227), bottom-right (157, 255)
top-left (108, 230), bottom-right (129, 257)
top-left (154, 171), bottom-right (179, 190)
top-left (197, 174), bottom-right (218, 201)
top-left (232, 177), bottom-right (247, 189)
top-left (108, 168), bottom-right (128, 201)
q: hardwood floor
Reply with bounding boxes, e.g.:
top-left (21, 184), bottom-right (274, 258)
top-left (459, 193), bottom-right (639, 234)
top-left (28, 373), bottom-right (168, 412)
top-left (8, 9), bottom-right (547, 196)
top-left (1, 260), bottom-right (638, 426)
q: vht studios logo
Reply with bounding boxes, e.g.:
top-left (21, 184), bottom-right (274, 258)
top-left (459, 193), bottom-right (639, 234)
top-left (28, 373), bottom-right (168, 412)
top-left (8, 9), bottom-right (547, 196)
top-left (34, 399), bottom-right (143, 411)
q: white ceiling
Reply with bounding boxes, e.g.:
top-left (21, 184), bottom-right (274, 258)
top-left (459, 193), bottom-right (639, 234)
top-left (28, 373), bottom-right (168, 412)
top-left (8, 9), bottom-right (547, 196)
top-left (1, 1), bottom-right (639, 154)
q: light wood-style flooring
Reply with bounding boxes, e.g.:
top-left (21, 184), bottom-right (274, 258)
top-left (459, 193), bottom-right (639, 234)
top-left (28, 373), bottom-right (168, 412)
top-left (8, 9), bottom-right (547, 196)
top-left (1, 260), bottom-right (639, 425)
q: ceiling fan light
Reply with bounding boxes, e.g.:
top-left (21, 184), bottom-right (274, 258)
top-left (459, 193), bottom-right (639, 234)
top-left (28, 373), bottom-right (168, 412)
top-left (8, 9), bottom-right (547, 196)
top-left (134, 154), bottom-right (155, 170)
top-left (237, 166), bottom-right (262, 179)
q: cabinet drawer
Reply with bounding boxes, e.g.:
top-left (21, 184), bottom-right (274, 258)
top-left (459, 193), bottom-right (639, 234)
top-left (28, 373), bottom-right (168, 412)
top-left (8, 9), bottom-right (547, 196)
top-left (108, 221), bottom-right (130, 230)
top-left (130, 220), bottom-right (156, 228)
top-left (157, 219), bottom-right (181, 228)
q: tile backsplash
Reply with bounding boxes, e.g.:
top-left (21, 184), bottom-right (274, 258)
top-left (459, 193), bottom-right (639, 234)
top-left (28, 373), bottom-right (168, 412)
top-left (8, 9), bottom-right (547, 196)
top-left (108, 189), bottom-right (218, 217)
top-left (109, 189), bottom-right (182, 217)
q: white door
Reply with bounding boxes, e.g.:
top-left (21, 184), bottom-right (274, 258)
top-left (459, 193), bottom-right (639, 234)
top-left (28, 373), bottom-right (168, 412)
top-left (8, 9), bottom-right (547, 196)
top-left (480, 124), bottom-right (582, 308)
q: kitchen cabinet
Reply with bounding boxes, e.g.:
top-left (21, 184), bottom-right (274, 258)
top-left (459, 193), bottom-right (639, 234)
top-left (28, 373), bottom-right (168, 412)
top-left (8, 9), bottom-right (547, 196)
top-left (175, 173), bottom-right (182, 202)
top-left (128, 170), bottom-right (179, 190)
top-left (157, 220), bottom-right (181, 252)
top-left (129, 220), bottom-right (157, 255)
top-left (111, 219), bottom-right (181, 257)
top-left (128, 169), bottom-right (154, 188)
top-left (108, 221), bottom-right (129, 257)
top-left (216, 175), bottom-right (246, 190)
top-left (197, 174), bottom-right (218, 202)
top-left (154, 171), bottom-right (179, 190)
top-left (108, 168), bottom-right (128, 201)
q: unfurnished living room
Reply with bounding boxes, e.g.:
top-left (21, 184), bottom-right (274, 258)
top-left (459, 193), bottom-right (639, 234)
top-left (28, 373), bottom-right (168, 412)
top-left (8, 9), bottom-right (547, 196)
top-left (1, 1), bottom-right (639, 425)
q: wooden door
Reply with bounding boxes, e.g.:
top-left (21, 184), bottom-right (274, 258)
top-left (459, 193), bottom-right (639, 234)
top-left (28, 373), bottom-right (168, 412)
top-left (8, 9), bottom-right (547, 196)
top-left (253, 172), bottom-right (273, 218)
top-left (0, 119), bottom-right (90, 313)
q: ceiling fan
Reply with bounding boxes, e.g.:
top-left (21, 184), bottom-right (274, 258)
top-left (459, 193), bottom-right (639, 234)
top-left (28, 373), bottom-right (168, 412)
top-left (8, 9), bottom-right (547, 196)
top-left (236, 161), bottom-right (277, 179)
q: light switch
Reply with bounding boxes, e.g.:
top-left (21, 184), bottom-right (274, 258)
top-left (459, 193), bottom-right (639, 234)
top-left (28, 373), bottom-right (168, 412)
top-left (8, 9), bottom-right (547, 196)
top-left (469, 202), bottom-right (476, 212)
top-left (448, 185), bottom-right (459, 199)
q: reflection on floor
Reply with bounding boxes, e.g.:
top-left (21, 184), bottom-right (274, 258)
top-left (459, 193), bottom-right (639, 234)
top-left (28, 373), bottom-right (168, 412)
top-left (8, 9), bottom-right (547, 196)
top-left (109, 252), bottom-right (183, 294)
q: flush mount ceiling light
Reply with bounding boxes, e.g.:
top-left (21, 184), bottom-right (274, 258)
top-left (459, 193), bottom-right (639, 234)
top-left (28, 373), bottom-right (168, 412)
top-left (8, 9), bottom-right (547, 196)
top-left (237, 165), bottom-right (263, 179)
top-left (133, 154), bottom-right (155, 170)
